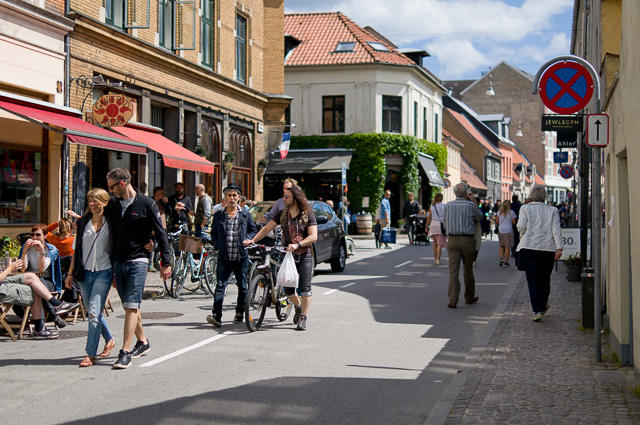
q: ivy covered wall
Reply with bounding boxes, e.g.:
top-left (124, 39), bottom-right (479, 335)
top-left (290, 133), bottom-right (447, 214)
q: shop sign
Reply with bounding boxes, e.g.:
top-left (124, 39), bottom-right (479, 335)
top-left (92, 94), bottom-right (134, 127)
top-left (541, 115), bottom-right (583, 132)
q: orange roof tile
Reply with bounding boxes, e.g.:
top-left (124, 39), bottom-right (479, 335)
top-left (535, 173), bottom-right (546, 186)
top-left (284, 13), bottom-right (416, 67)
top-left (512, 170), bottom-right (521, 182)
top-left (446, 108), bottom-right (502, 157)
top-left (460, 156), bottom-right (488, 191)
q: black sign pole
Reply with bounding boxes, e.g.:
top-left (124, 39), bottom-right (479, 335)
top-left (580, 132), bottom-right (589, 267)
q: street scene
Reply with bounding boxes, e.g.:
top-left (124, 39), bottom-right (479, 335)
top-left (2, 0), bottom-right (640, 424)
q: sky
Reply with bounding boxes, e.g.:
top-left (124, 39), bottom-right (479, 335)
top-left (284, 0), bottom-right (575, 81)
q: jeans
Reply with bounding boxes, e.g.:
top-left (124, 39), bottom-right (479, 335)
top-left (519, 249), bottom-right (555, 313)
top-left (114, 261), bottom-right (148, 310)
top-left (212, 258), bottom-right (248, 320)
top-left (78, 269), bottom-right (114, 357)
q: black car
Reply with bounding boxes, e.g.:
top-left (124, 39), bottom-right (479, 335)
top-left (249, 200), bottom-right (347, 273)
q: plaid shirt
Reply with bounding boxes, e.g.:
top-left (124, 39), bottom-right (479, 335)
top-left (225, 210), bottom-right (240, 261)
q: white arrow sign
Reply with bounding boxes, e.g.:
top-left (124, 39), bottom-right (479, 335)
top-left (587, 113), bottom-right (609, 147)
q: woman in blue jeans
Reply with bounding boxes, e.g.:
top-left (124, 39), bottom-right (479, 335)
top-left (65, 188), bottom-right (115, 367)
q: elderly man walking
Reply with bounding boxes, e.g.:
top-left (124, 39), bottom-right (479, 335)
top-left (443, 183), bottom-right (483, 308)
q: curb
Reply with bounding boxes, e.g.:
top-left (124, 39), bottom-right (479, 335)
top-left (424, 271), bottom-right (525, 425)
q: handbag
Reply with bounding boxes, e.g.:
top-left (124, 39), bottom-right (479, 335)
top-left (494, 227), bottom-right (499, 234)
top-left (73, 225), bottom-right (102, 282)
top-left (440, 222), bottom-right (447, 236)
top-left (380, 227), bottom-right (396, 244)
top-left (433, 205), bottom-right (446, 235)
top-left (277, 251), bottom-right (299, 288)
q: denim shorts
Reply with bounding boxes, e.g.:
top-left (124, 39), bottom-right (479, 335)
top-left (114, 261), bottom-right (148, 309)
top-left (283, 255), bottom-right (313, 297)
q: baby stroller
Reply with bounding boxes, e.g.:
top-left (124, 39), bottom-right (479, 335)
top-left (410, 214), bottom-right (430, 245)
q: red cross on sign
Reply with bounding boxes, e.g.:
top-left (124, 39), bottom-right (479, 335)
top-left (538, 61), bottom-right (594, 115)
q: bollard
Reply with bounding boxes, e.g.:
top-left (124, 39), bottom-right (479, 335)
top-left (581, 269), bottom-right (594, 328)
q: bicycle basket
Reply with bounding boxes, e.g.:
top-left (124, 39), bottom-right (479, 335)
top-left (178, 234), bottom-right (202, 254)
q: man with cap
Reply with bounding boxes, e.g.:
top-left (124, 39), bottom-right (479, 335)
top-left (206, 185), bottom-right (257, 327)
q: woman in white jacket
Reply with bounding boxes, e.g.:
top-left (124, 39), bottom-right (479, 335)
top-left (516, 185), bottom-right (564, 322)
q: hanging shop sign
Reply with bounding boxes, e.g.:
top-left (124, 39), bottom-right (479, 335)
top-left (92, 94), bottom-right (134, 127)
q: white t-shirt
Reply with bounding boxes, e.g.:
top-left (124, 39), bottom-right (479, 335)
top-left (498, 210), bottom-right (517, 234)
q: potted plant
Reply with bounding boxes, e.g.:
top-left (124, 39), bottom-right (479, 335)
top-left (223, 151), bottom-right (234, 174)
top-left (0, 236), bottom-right (20, 266)
top-left (564, 253), bottom-right (583, 282)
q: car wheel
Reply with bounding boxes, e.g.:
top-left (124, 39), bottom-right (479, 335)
top-left (330, 243), bottom-right (347, 272)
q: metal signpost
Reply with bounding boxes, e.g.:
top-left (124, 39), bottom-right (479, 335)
top-left (342, 163), bottom-right (348, 233)
top-left (533, 55), bottom-right (603, 362)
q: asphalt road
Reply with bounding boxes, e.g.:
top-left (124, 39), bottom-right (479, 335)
top-left (0, 237), bottom-right (518, 425)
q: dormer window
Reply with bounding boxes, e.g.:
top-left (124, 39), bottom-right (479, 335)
top-left (367, 41), bottom-right (389, 51)
top-left (335, 41), bottom-right (356, 52)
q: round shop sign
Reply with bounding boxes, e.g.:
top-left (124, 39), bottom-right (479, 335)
top-left (538, 61), bottom-right (594, 115)
top-left (92, 94), bottom-right (134, 127)
top-left (443, 178), bottom-right (451, 188)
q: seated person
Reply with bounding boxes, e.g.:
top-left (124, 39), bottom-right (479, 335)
top-left (0, 259), bottom-right (79, 339)
top-left (16, 224), bottom-right (75, 328)
top-left (46, 214), bottom-right (77, 301)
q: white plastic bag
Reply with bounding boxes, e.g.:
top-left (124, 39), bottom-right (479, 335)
top-left (277, 251), bottom-right (299, 288)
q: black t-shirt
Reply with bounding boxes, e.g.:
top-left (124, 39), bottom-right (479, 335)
top-left (274, 209), bottom-right (317, 258)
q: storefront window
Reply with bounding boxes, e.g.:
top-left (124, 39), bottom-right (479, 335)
top-left (0, 148), bottom-right (42, 224)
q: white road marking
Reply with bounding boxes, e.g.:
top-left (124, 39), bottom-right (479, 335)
top-left (395, 260), bottom-right (412, 268)
top-left (322, 282), bottom-right (357, 295)
top-left (140, 333), bottom-right (229, 367)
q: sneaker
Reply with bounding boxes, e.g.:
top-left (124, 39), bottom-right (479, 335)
top-left (532, 312), bottom-right (543, 322)
top-left (233, 313), bottom-right (243, 323)
top-left (293, 305), bottom-right (302, 324)
top-left (206, 315), bottom-right (222, 328)
top-left (32, 327), bottom-right (59, 339)
top-left (296, 314), bottom-right (307, 331)
top-left (54, 301), bottom-right (80, 316)
top-left (384, 245), bottom-right (392, 249)
top-left (130, 340), bottom-right (151, 358)
top-left (504, 262), bottom-right (510, 267)
top-left (113, 350), bottom-right (132, 369)
top-left (53, 315), bottom-right (67, 328)
top-left (499, 259), bottom-right (504, 267)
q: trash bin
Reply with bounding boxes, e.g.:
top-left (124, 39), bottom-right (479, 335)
top-left (581, 268), bottom-right (594, 328)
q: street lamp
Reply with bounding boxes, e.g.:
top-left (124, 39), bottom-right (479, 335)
top-left (515, 121), bottom-right (523, 137)
top-left (485, 80), bottom-right (495, 96)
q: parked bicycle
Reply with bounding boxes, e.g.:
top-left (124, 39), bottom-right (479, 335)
top-left (245, 244), bottom-right (292, 332)
top-left (162, 224), bottom-right (189, 297)
top-left (171, 234), bottom-right (217, 298)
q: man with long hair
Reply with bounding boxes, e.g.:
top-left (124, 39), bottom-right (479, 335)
top-left (247, 185), bottom-right (318, 330)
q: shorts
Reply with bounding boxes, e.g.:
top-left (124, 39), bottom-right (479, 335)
top-left (0, 275), bottom-right (34, 306)
top-left (283, 254), bottom-right (313, 297)
top-left (498, 232), bottom-right (514, 248)
top-left (114, 261), bottom-right (148, 309)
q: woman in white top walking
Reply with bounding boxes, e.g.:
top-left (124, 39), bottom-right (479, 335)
top-left (426, 193), bottom-right (447, 265)
top-left (516, 185), bottom-right (564, 322)
top-left (495, 200), bottom-right (517, 266)
top-left (65, 188), bottom-right (115, 367)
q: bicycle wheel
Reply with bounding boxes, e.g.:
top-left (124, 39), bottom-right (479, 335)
top-left (202, 254), bottom-right (217, 296)
top-left (245, 273), bottom-right (269, 332)
top-left (274, 285), bottom-right (293, 321)
top-left (163, 244), bottom-right (176, 297)
top-left (171, 254), bottom-right (188, 298)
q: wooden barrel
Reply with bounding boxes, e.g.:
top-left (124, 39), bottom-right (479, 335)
top-left (356, 213), bottom-right (373, 234)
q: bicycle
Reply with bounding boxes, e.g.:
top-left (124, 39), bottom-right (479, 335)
top-left (345, 236), bottom-right (356, 257)
top-left (171, 234), bottom-right (217, 298)
top-left (245, 244), bottom-right (293, 332)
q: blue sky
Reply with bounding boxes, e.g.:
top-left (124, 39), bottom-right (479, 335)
top-left (284, 0), bottom-right (575, 81)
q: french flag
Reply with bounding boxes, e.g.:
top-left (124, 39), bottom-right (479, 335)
top-left (280, 132), bottom-right (291, 160)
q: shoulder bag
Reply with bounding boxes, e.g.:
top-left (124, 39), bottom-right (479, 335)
top-left (72, 227), bottom-right (102, 282)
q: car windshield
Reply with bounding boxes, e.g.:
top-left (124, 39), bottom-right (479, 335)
top-left (248, 201), bottom-right (275, 222)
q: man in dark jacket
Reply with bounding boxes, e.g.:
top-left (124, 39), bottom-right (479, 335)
top-left (107, 168), bottom-right (171, 369)
top-left (206, 185), bottom-right (257, 328)
top-left (168, 182), bottom-right (193, 230)
top-left (402, 192), bottom-right (420, 242)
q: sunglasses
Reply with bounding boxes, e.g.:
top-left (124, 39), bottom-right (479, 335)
top-left (108, 181), bottom-right (122, 190)
top-left (31, 232), bottom-right (43, 237)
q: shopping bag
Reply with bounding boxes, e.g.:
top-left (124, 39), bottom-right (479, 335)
top-left (277, 251), bottom-right (299, 288)
top-left (380, 227), bottom-right (396, 244)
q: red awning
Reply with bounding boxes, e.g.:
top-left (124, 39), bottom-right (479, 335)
top-left (0, 99), bottom-right (147, 154)
top-left (113, 125), bottom-right (216, 173)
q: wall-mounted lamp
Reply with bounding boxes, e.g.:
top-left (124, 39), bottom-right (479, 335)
top-left (257, 159), bottom-right (267, 183)
top-left (515, 121), bottom-right (523, 137)
top-left (485, 79), bottom-right (495, 96)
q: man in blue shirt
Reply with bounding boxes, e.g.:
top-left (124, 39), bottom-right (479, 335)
top-left (379, 190), bottom-right (391, 249)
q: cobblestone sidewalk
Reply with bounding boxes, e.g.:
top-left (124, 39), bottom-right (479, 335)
top-left (443, 265), bottom-right (640, 425)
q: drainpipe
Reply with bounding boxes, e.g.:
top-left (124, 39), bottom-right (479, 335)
top-left (63, 0), bottom-right (71, 212)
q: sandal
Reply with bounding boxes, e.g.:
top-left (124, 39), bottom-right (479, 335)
top-left (79, 356), bottom-right (95, 367)
top-left (98, 339), bottom-right (116, 358)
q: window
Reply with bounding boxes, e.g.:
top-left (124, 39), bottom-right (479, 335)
top-left (335, 41), bottom-right (355, 52)
top-left (201, 0), bottom-right (214, 67)
top-left (229, 127), bottom-right (251, 197)
top-left (434, 112), bottom-right (439, 143)
top-left (236, 14), bottom-right (247, 83)
top-left (414, 101), bottom-right (418, 136)
top-left (382, 96), bottom-right (401, 133)
top-left (423, 107), bottom-right (428, 140)
top-left (158, 0), bottom-right (173, 49)
top-left (0, 148), bottom-right (42, 224)
top-left (321, 203), bottom-right (335, 219)
top-left (106, 0), bottom-right (125, 28)
top-left (322, 96), bottom-right (345, 133)
top-left (367, 41), bottom-right (389, 51)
